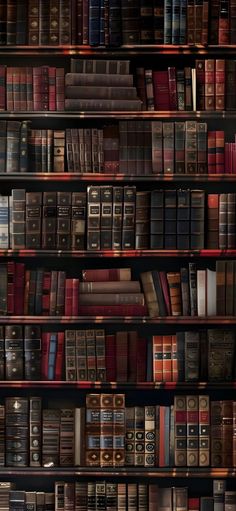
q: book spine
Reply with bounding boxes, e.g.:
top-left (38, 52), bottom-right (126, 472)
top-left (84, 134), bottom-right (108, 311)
top-left (60, 409), bottom-right (75, 466)
top-left (174, 395), bottom-right (187, 466)
top-left (186, 395), bottom-right (198, 466)
top-left (29, 396), bottom-right (41, 467)
top-left (24, 326), bottom-right (41, 380)
top-left (122, 186), bottom-right (136, 249)
top-left (76, 330), bottom-right (87, 381)
top-left (85, 394), bottom-right (101, 466)
top-left (65, 330), bottom-right (76, 381)
top-left (5, 325), bottom-right (23, 380)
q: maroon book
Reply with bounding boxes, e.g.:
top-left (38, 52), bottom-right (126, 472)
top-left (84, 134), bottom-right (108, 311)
top-left (0, 65), bottom-right (6, 111)
top-left (7, 261), bottom-right (15, 314)
top-left (72, 278), bottom-right (79, 316)
top-left (49, 67), bottom-right (56, 111)
top-left (41, 332), bottom-right (50, 380)
top-left (153, 70), bottom-right (170, 110)
top-left (136, 337), bottom-right (147, 382)
top-left (128, 330), bottom-right (138, 382)
top-left (42, 272), bottom-right (51, 316)
top-left (116, 331), bottom-right (128, 382)
top-left (78, 304), bottom-right (148, 316)
top-left (55, 332), bottom-right (64, 380)
top-left (168, 67), bottom-right (177, 110)
top-left (56, 68), bottom-right (65, 111)
top-left (82, 268), bottom-right (131, 282)
top-left (65, 278), bottom-right (73, 316)
top-left (33, 67), bottom-right (42, 111)
top-left (105, 334), bottom-right (116, 381)
top-left (159, 271), bottom-right (171, 316)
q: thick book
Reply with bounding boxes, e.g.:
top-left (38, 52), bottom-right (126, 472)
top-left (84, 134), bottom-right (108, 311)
top-left (82, 268), bottom-right (131, 282)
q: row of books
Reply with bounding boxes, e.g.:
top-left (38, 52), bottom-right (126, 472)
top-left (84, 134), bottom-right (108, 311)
top-left (1, 393), bottom-right (235, 468)
top-left (140, 60), bottom-right (236, 111)
top-left (141, 261), bottom-right (234, 318)
top-left (2, 0), bottom-right (236, 47)
top-left (0, 480), bottom-right (234, 511)
top-left (4, 187), bottom-right (236, 251)
top-left (3, 121), bottom-right (236, 176)
top-left (0, 261), bottom-right (235, 318)
top-left (52, 480), bottom-right (236, 511)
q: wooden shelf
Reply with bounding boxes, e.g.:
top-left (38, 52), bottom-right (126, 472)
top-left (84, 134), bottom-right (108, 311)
top-left (1, 44), bottom-right (236, 56)
top-left (0, 381), bottom-right (235, 390)
top-left (0, 173), bottom-right (235, 182)
top-left (1, 111), bottom-right (236, 119)
top-left (0, 249), bottom-right (235, 258)
top-left (0, 467), bottom-right (234, 478)
top-left (0, 316), bottom-right (234, 324)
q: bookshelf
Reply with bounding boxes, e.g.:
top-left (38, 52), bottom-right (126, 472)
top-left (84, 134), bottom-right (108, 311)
top-left (0, 2), bottom-right (236, 510)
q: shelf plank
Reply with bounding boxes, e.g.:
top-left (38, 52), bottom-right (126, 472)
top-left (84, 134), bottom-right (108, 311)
top-left (0, 381), bottom-right (235, 389)
top-left (0, 249), bottom-right (235, 258)
top-left (0, 316), bottom-right (234, 324)
top-left (0, 173), bottom-right (235, 182)
top-left (0, 467), bottom-right (234, 477)
top-left (1, 111), bottom-right (236, 119)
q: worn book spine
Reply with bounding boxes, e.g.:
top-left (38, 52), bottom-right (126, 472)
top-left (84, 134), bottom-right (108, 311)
top-left (164, 189), bottom-right (176, 249)
top-left (56, 191), bottom-right (71, 250)
top-left (76, 330), bottom-right (87, 381)
top-left (12, 188), bottom-right (25, 249)
top-left (122, 186), bottom-right (136, 249)
top-left (184, 331), bottom-right (200, 381)
top-left (207, 194), bottom-right (219, 248)
top-left (65, 330), bottom-right (76, 381)
top-left (100, 185), bottom-right (112, 250)
top-left (28, 0), bottom-right (39, 44)
top-left (85, 394), bottom-right (101, 466)
top-left (42, 408), bottom-right (60, 466)
top-left (219, 193), bottom-right (227, 249)
top-left (82, 268), bottom-right (131, 282)
top-left (166, 272), bottom-right (182, 316)
top-left (177, 189), bottom-right (190, 249)
top-left (5, 325), bottom-right (23, 380)
top-left (87, 185), bottom-right (100, 251)
top-left (60, 409), bottom-right (75, 466)
top-left (189, 262), bottom-right (197, 316)
top-left (5, 396), bottom-right (28, 467)
top-left (185, 121), bottom-right (197, 174)
top-left (186, 395), bottom-right (198, 467)
top-left (24, 325), bottom-right (41, 380)
top-left (42, 191), bottom-right (57, 249)
top-left (150, 189), bottom-right (164, 249)
top-left (29, 396), bottom-right (41, 467)
top-left (174, 395), bottom-right (187, 466)
top-left (26, 191), bottom-right (42, 249)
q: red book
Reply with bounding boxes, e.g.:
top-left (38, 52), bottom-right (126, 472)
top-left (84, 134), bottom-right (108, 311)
top-left (6, 67), bottom-right (13, 111)
top-left (78, 305), bottom-right (147, 316)
top-left (0, 65), bottom-right (6, 111)
top-left (105, 334), bottom-right (116, 381)
top-left (207, 131), bottom-right (216, 174)
top-left (7, 261), bottom-right (15, 314)
top-left (152, 335), bottom-right (163, 382)
top-left (136, 337), bottom-right (147, 382)
top-left (153, 71), bottom-right (170, 110)
top-left (215, 60), bottom-right (225, 110)
top-left (215, 130), bottom-right (225, 174)
top-left (168, 67), bottom-right (177, 110)
top-left (159, 272), bottom-right (171, 316)
top-left (20, 68), bottom-right (27, 111)
top-left (65, 278), bottom-right (73, 316)
top-left (195, 60), bottom-right (205, 111)
top-left (82, 268), bottom-right (131, 282)
top-left (23, 269), bottom-right (30, 315)
top-left (128, 330), bottom-right (138, 382)
top-left (42, 272), bottom-right (51, 316)
top-left (55, 332), bottom-right (64, 380)
top-left (33, 67), bottom-right (42, 111)
top-left (72, 278), bottom-right (79, 316)
top-left (49, 67), bottom-right (56, 111)
top-left (225, 142), bottom-right (230, 174)
top-left (14, 263), bottom-right (25, 315)
top-left (188, 498), bottom-right (200, 511)
top-left (162, 335), bottom-right (172, 382)
top-left (116, 331), bottom-right (128, 381)
top-left (41, 332), bottom-right (50, 380)
top-left (26, 67), bottom-right (33, 111)
top-left (218, 1), bottom-right (230, 43)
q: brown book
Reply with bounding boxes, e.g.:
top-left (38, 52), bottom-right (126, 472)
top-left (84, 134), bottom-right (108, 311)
top-left (164, 190), bottom-right (176, 249)
top-left (71, 191), bottom-right (86, 250)
top-left (87, 186), bottom-right (101, 251)
top-left (196, 60), bottom-right (205, 111)
top-left (5, 397), bottom-right (28, 467)
top-left (216, 260), bottom-right (226, 315)
top-left (100, 186), bottom-right (112, 250)
top-left (28, 0), bottom-right (39, 45)
top-left (25, 192), bottom-right (42, 249)
top-left (205, 60), bottom-right (215, 110)
top-left (82, 268), bottom-right (131, 282)
top-left (227, 193), bottom-right (236, 249)
top-left (215, 60), bottom-right (225, 110)
top-left (151, 121), bottom-right (163, 174)
top-left (56, 191), bottom-right (71, 250)
top-left (166, 272), bottom-right (182, 316)
top-left (42, 191), bottom-right (57, 249)
top-left (197, 122), bottom-right (207, 174)
top-left (185, 121), bottom-right (197, 174)
top-left (122, 186), bottom-right (136, 250)
top-left (163, 123), bottom-right (174, 174)
top-left (85, 394), bottom-right (101, 466)
top-left (60, 409), bottom-right (75, 466)
top-left (11, 189), bottom-right (25, 249)
top-left (53, 131), bottom-right (65, 173)
top-left (174, 395), bottom-right (187, 466)
top-left (112, 187), bottom-right (123, 250)
top-left (226, 60), bottom-right (236, 110)
top-left (186, 395), bottom-right (199, 466)
top-left (207, 194), bottom-right (219, 249)
top-left (79, 293), bottom-right (145, 306)
top-left (219, 193), bottom-right (227, 249)
top-left (29, 397), bottom-right (41, 467)
top-left (100, 394), bottom-right (113, 467)
top-left (140, 271), bottom-right (159, 318)
top-left (135, 191), bottom-right (150, 250)
top-left (175, 122), bottom-right (185, 174)
top-left (5, 326), bottom-right (23, 380)
top-left (190, 190), bottom-right (205, 250)
top-left (42, 408), bottom-right (60, 467)
top-left (199, 395), bottom-right (210, 467)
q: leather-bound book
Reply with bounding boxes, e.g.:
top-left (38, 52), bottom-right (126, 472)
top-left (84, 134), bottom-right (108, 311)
top-left (135, 191), bottom-right (150, 250)
top-left (100, 394), bottom-right (113, 466)
top-left (42, 191), bottom-right (57, 249)
top-left (5, 396), bottom-right (28, 467)
top-left (224, 491), bottom-right (236, 511)
top-left (195, 0), bottom-right (203, 43)
top-left (75, 330), bottom-right (87, 381)
top-left (189, 262), bottom-right (197, 316)
top-left (205, 60), bottom-right (215, 110)
top-left (0, 326), bottom-right (4, 379)
top-left (171, 0), bottom-right (180, 44)
top-left (55, 270), bottom-right (66, 315)
top-left (164, 189), bottom-right (177, 249)
top-left (197, 269), bottom-right (206, 316)
top-left (153, 0), bottom-right (164, 43)
top-left (105, 333), bottom-right (116, 381)
top-left (140, 0), bottom-right (153, 44)
top-left (185, 121), bottom-right (197, 174)
top-left (198, 395), bottom-right (210, 466)
top-left (163, 122), bottom-right (174, 174)
top-left (0, 195), bottom-right (9, 249)
top-left (53, 130), bottom-right (65, 172)
top-left (25, 191), bottom-right (42, 249)
top-left (150, 189), bottom-right (164, 249)
top-left (227, 193), bottom-right (236, 249)
top-left (174, 395), bottom-right (187, 466)
top-left (65, 330), bottom-right (76, 381)
top-left (6, 121), bottom-right (21, 173)
top-left (42, 408), bottom-right (60, 467)
top-left (39, 1), bottom-right (49, 45)
top-left (184, 67), bottom-right (192, 110)
top-left (95, 329), bottom-right (106, 381)
top-left (59, 409), bottom-right (75, 466)
top-left (5, 325), bottom-right (23, 380)
top-left (153, 335), bottom-right (163, 382)
top-left (115, 331), bottom-right (128, 382)
top-left (153, 71), bottom-right (170, 110)
top-left (28, 0), bottom-right (39, 45)
top-left (216, 260), bottom-right (226, 315)
top-left (71, 191), bottom-right (86, 250)
top-left (215, 60), bottom-right (225, 110)
top-left (100, 186), bottom-right (112, 250)
top-left (208, 329), bottom-right (235, 381)
top-left (226, 60), bottom-right (236, 110)
top-left (0, 121), bottom-right (6, 174)
top-left (190, 190), bottom-right (205, 249)
top-left (113, 394), bottom-right (125, 466)
top-left (122, 186), bottom-right (136, 249)
top-left (0, 3), bottom-right (6, 45)
top-left (56, 68), bottom-right (65, 111)
top-left (89, 0), bottom-right (100, 46)
top-left (103, 125), bottom-right (118, 173)
top-left (11, 189), bottom-right (25, 249)
top-left (134, 406), bottom-right (145, 466)
top-left (219, 193), bottom-right (227, 249)
top-left (112, 187), bottom-right (123, 250)
top-left (49, 0), bottom-right (59, 45)
top-left (59, 0), bottom-right (71, 44)
top-left (166, 272), bottom-right (182, 316)
top-left (86, 329), bottom-right (96, 381)
top-left (87, 185), bottom-right (101, 251)
top-left (0, 264), bottom-right (7, 315)
top-left (162, 335), bottom-right (172, 381)
top-left (184, 331), bottom-right (200, 381)
top-left (121, 0), bottom-right (140, 44)
top-left (219, 0), bottom-right (230, 44)
top-left (16, 0), bottom-right (27, 45)
top-left (226, 260), bottom-right (234, 316)
top-left (186, 395), bottom-right (199, 466)
top-left (208, 131), bottom-right (216, 174)
top-left (168, 67), bottom-right (177, 110)
top-left (211, 399), bottom-right (224, 467)
top-left (144, 406), bottom-right (155, 466)
top-left (196, 60), bottom-right (205, 111)
top-left (85, 394), bottom-right (101, 466)
top-left (152, 271), bottom-right (167, 316)
top-left (176, 69), bottom-right (185, 111)
top-left (230, 0), bottom-right (236, 43)
top-left (109, 0), bottom-right (122, 46)
top-left (82, 267), bottom-right (131, 282)
top-left (56, 191), bottom-right (71, 250)
top-left (222, 400), bottom-right (234, 467)
top-left (177, 189), bottom-right (190, 250)
top-left (187, 0), bottom-right (194, 44)
top-left (145, 69), bottom-right (155, 111)
top-left (29, 396), bottom-right (41, 467)
top-left (209, 0), bottom-right (220, 43)
top-left (19, 120), bottom-right (30, 173)
top-left (6, 0), bottom-right (16, 45)
top-left (7, 261), bottom-right (15, 314)
top-left (207, 194), bottom-right (219, 249)
top-left (164, 0), bottom-right (172, 43)
top-left (152, 121), bottom-right (163, 174)
top-left (24, 326), bottom-right (41, 380)
top-left (215, 130), bottom-right (225, 174)
top-left (175, 122), bottom-right (185, 174)
top-left (125, 407), bottom-right (135, 465)
top-left (233, 402), bottom-right (236, 467)
top-left (14, 262), bottom-right (25, 315)
top-left (180, 267), bottom-right (190, 316)
top-left (197, 122), bottom-right (207, 174)
top-left (140, 271), bottom-right (159, 318)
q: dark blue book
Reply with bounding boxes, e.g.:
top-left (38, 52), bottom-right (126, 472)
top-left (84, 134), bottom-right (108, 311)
top-left (179, 0), bottom-right (187, 44)
top-left (99, 0), bottom-right (105, 45)
top-left (48, 333), bottom-right (57, 380)
top-left (172, 0), bottom-right (180, 43)
top-left (164, 0), bottom-right (172, 43)
top-left (89, 0), bottom-right (100, 45)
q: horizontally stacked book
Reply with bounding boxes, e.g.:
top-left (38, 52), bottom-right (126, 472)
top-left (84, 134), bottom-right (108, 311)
top-left (65, 60), bottom-right (142, 111)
